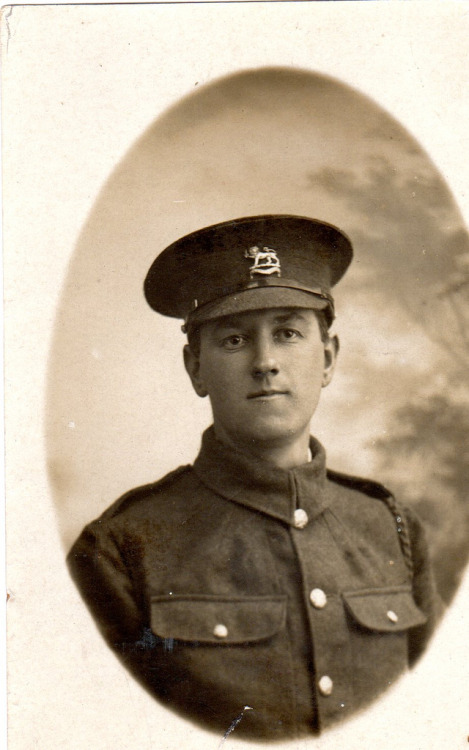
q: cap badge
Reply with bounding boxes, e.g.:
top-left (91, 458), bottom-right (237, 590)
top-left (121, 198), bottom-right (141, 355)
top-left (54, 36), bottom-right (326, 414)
top-left (245, 246), bottom-right (281, 278)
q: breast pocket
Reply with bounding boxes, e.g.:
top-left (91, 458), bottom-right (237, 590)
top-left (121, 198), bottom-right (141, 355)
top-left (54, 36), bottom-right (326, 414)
top-left (150, 593), bottom-right (287, 644)
top-left (148, 593), bottom-right (294, 733)
top-left (343, 585), bottom-right (427, 633)
top-left (341, 585), bottom-right (427, 706)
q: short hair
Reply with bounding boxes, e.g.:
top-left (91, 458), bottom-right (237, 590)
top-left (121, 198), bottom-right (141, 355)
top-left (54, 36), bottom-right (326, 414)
top-left (187, 308), bottom-right (330, 357)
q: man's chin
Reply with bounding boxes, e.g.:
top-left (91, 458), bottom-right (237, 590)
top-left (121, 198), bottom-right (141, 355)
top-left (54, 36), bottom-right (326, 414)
top-left (232, 422), bottom-right (308, 448)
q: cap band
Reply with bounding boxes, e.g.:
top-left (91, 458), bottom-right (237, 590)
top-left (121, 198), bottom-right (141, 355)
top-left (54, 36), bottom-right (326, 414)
top-left (187, 276), bottom-right (333, 313)
top-left (182, 283), bottom-right (335, 333)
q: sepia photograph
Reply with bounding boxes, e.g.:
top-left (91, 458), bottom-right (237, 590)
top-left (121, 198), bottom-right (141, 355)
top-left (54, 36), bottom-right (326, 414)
top-left (4, 3), bottom-right (469, 749)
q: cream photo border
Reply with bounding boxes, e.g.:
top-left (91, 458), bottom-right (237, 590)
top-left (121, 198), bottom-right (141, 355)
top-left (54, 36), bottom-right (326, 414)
top-left (3, 3), bottom-right (469, 749)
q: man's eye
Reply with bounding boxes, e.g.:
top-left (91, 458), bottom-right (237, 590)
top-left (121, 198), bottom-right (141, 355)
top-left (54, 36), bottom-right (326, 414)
top-left (276, 328), bottom-right (301, 342)
top-left (222, 334), bottom-right (246, 349)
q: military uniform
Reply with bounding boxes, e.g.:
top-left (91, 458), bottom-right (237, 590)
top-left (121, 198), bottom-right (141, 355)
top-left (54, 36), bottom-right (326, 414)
top-left (67, 215), bottom-right (440, 740)
top-left (68, 428), bottom-right (439, 740)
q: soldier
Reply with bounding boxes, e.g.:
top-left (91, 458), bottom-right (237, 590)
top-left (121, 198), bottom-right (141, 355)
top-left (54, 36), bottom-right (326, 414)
top-left (67, 214), bottom-right (440, 740)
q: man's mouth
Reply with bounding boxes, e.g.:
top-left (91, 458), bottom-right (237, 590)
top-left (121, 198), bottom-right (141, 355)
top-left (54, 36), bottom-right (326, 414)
top-left (247, 390), bottom-right (289, 400)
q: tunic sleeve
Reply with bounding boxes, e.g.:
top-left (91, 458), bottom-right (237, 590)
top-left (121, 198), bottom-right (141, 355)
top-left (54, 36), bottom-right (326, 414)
top-left (405, 506), bottom-right (444, 665)
top-left (67, 521), bottom-right (143, 649)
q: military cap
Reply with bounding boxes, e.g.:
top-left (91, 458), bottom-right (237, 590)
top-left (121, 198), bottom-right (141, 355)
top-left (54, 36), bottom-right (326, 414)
top-left (144, 214), bottom-right (353, 330)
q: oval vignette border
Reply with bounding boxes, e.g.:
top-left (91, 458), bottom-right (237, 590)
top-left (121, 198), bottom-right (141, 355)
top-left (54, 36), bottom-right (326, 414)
top-left (46, 65), bottom-right (469, 734)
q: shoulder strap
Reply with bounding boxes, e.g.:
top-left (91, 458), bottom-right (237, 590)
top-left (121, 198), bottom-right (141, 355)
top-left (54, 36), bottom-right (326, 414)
top-left (327, 469), bottom-right (414, 576)
top-left (101, 465), bottom-right (192, 520)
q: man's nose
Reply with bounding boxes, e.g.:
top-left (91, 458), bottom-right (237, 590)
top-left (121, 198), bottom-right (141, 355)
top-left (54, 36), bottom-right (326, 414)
top-left (251, 336), bottom-right (279, 378)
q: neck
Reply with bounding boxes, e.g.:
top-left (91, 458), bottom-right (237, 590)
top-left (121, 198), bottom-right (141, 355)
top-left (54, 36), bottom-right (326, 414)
top-left (214, 426), bottom-right (311, 470)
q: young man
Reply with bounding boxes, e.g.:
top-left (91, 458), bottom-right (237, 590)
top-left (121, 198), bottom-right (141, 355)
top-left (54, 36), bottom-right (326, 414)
top-left (68, 215), bottom-right (440, 740)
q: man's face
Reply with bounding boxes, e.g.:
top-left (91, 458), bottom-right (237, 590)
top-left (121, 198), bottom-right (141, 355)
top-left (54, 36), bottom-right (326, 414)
top-left (184, 307), bottom-right (338, 451)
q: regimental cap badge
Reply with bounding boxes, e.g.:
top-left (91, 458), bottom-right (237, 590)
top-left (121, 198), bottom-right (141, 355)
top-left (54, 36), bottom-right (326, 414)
top-left (245, 245), bottom-right (281, 278)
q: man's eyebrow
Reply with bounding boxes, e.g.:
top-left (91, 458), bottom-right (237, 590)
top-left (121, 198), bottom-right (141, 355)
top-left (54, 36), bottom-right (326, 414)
top-left (211, 310), bottom-right (310, 331)
top-left (272, 311), bottom-right (310, 324)
top-left (211, 316), bottom-right (244, 331)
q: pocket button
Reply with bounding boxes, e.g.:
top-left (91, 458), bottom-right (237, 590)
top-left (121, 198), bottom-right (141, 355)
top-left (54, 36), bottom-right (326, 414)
top-left (213, 623), bottom-right (228, 639)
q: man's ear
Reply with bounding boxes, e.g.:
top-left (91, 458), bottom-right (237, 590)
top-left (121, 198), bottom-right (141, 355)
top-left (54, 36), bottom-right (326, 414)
top-left (183, 345), bottom-right (208, 398)
top-left (322, 334), bottom-right (339, 388)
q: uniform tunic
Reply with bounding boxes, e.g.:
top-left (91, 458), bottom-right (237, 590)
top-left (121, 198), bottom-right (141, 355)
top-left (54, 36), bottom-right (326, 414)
top-left (68, 427), bottom-right (440, 740)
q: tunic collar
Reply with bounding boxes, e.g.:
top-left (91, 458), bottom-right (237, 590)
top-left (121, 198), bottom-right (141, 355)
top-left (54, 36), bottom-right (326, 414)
top-left (193, 426), bottom-right (331, 526)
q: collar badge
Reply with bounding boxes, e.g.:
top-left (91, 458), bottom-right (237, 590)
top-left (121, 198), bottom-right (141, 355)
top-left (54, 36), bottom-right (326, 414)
top-left (245, 245), bottom-right (281, 278)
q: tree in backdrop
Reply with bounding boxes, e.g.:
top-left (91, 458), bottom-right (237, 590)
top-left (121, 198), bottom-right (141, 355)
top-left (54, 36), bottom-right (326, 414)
top-left (373, 393), bottom-right (469, 603)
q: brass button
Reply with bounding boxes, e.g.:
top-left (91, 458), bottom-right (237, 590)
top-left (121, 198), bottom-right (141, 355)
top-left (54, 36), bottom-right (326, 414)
top-left (387, 610), bottom-right (398, 624)
top-left (293, 509), bottom-right (309, 529)
top-left (309, 588), bottom-right (327, 609)
top-left (213, 623), bottom-right (228, 639)
top-left (318, 675), bottom-right (333, 696)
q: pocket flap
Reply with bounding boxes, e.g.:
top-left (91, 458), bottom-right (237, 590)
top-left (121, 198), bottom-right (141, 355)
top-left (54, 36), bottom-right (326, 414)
top-left (343, 586), bottom-right (427, 632)
top-left (150, 594), bottom-right (287, 644)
